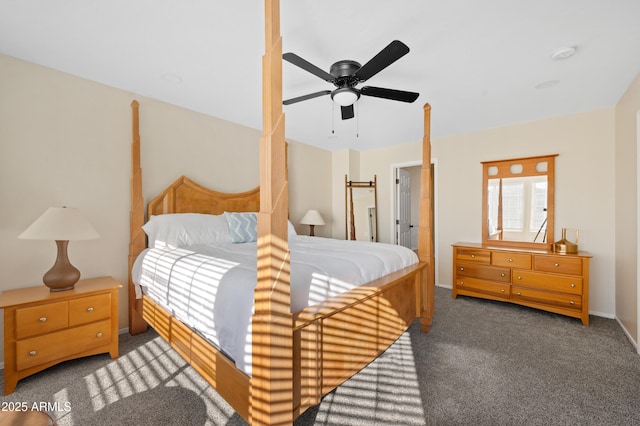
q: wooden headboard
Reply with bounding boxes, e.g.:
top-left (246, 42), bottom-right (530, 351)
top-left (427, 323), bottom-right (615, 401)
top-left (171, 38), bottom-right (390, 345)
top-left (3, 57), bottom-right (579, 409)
top-left (147, 175), bottom-right (260, 216)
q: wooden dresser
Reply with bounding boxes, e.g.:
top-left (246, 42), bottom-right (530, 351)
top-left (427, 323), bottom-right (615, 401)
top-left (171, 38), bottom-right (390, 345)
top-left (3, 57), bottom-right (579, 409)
top-left (1, 276), bottom-right (121, 395)
top-left (452, 243), bottom-right (591, 325)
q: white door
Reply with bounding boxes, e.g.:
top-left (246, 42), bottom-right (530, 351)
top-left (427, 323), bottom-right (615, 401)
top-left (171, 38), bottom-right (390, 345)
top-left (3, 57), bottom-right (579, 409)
top-left (396, 168), bottom-right (411, 248)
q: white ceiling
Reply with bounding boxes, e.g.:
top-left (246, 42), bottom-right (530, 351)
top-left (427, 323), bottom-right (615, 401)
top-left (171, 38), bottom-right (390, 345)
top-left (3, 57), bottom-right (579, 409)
top-left (2, 0), bottom-right (640, 151)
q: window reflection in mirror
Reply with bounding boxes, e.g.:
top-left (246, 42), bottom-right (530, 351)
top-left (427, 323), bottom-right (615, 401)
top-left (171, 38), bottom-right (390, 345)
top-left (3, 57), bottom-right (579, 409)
top-left (482, 155), bottom-right (557, 250)
top-left (487, 176), bottom-right (548, 242)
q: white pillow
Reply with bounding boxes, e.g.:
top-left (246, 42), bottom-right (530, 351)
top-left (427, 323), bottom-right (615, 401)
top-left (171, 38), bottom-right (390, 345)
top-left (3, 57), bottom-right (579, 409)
top-left (288, 220), bottom-right (297, 236)
top-left (142, 213), bottom-right (232, 249)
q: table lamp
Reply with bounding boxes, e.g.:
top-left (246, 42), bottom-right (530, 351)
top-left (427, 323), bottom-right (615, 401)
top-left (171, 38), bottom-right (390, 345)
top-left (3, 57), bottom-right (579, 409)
top-left (19, 207), bottom-right (99, 291)
top-left (300, 210), bottom-right (325, 236)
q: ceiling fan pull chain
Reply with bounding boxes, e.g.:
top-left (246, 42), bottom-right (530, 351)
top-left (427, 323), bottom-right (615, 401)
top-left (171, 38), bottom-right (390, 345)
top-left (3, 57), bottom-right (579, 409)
top-left (332, 102), bottom-right (335, 134)
top-left (356, 102), bottom-right (359, 138)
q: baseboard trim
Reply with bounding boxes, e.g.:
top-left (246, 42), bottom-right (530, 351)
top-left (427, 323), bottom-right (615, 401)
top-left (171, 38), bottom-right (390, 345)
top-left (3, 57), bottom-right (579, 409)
top-left (615, 316), bottom-right (639, 353)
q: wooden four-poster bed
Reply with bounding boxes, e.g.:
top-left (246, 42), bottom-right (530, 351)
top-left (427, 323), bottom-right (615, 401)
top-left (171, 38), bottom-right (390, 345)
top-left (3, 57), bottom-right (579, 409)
top-left (127, 2), bottom-right (434, 424)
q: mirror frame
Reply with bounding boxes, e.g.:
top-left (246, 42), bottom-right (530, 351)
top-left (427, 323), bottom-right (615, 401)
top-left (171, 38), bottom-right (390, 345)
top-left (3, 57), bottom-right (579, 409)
top-left (345, 175), bottom-right (378, 242)
top-left (481, 154), bottom-right (557, 250)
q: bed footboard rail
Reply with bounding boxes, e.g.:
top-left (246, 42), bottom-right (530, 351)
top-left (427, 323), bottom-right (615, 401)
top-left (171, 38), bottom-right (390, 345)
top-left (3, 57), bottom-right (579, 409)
top-left (292, 262), bottom-right (427, 414)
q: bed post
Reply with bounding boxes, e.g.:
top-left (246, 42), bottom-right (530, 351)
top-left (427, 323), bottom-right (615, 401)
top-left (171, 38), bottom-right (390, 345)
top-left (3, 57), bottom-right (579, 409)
top-left (418, 103), bottom-right (435, 333)
top-left (128, 100), bottom-right (148, 335)
top-left (250, 0), bottom-right (293, 424)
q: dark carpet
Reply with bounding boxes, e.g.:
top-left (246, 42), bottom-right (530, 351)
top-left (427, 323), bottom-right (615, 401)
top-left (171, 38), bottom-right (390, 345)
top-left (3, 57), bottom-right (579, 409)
top-left (2, 286), bottom-right (638, 425)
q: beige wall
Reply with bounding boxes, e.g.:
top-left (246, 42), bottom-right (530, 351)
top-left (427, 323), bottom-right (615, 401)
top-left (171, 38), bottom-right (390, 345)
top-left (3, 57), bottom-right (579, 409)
top-left (615, 72), bottom-right (640, 348)
top-left (288, 140), bottom-right (332, 237)
top-left (0, 54), bottom-right (333, 364)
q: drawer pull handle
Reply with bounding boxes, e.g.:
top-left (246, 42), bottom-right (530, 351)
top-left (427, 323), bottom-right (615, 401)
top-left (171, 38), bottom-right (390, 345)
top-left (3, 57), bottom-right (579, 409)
top-left (39, 317), bottom-right (47, 322)
top-left (87, 307), bottom-right (94, 312)
top-left (459, 281), bottom-right (464, 285)
top-left (508, 258), bottom-right (513, 262)
top-left (96, 332), bottom-right (103, 338)
top-left (501, 273), bottom-right (505, 277)
top-left (471, 254), bottom-right (475, 258)
top-left (29, 351), bottom-right (36, 356)
top-left (570, 283), bottom-right (576, 288)
top-left (500, 289), bottom-right (505, 293)
top-left (459, 267), bottom-right (464, 271)
top-left (555, 263), bottom-right (560, 267)
top-left (570, 301), bottom-right (575, 305)
top-left (517, 276), bottom-right (522, 280)
top-left (516, 292), bottom-right (521, 296)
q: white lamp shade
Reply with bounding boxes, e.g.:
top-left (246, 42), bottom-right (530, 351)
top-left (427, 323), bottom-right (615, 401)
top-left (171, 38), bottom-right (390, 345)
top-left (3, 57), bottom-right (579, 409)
top-left (331, 89), bottom-right (359, 107)
top-left (300, 210), bottom-right (325, 226)
top-left (19, 207), bottom-right (100, 241)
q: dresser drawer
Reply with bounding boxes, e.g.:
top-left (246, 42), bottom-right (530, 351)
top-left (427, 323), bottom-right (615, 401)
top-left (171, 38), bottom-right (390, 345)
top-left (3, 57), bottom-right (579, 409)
top-left (534, 255), bottom-right (582, 275)
top-left (456, 277), bottom-right (510, 300)
top-left (456, 262), bottom-right (510, 282)
top-left (511, 286), bottom-right (581, 311)
top-left (15, 301), bottom-right (69, 339)
top-left (512, 270), bottom-right (582, 294)
top-left (69, 293), bottom-right (111, 326)
top-left (455, 248), bottom-right (490, 264)
top-left (16, 319), bottom-right (112, 371)
top-left (492, 252), bottom-right (532, 269)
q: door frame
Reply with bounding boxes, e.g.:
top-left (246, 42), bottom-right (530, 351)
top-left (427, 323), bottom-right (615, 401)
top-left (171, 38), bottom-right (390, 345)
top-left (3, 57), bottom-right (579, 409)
top-left (636, 110), bottom-right (640, 354)
top-left (390, 158), bottom-right (439, 286)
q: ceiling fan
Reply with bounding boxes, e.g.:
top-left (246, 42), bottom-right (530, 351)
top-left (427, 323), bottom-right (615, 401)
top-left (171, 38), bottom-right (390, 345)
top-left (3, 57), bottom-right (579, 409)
top-left (282, 40), bottom-right (419, 120)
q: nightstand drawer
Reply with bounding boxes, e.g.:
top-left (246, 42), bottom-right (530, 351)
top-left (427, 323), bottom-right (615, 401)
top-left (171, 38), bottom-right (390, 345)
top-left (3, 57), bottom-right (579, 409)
top-left (69, 293), bottom-right (111, 326)
top-left (1, 276), bottom-right (122, 395)
top-left (16, 319), bottom-right (112, 371)
top-left (15, 301), bottom-right (69, 339)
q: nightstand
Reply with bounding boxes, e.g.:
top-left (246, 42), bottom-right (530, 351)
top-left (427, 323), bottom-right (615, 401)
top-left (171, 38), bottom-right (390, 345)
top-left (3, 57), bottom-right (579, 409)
top-left (0, 276), bottom-right (121, 395)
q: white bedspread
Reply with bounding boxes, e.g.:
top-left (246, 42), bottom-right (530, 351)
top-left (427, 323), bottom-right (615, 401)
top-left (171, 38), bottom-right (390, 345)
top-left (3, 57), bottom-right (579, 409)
top-left (132, 235), bottom-right (418, 375)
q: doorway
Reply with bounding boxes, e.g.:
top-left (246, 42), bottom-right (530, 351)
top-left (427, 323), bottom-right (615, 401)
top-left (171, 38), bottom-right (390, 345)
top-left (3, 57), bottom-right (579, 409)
top-left (392, 160), bottom-right (438, 285)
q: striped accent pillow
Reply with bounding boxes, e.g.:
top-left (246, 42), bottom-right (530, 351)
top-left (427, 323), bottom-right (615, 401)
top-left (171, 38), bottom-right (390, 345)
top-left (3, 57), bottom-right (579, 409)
top-left (224, 212), bottom-right (258, 243)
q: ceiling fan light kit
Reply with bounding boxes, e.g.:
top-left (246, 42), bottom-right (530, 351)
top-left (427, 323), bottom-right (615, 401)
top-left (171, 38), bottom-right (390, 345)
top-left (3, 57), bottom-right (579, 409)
top-left (282, 40), bottom-right (419, 120)
top-left (331, 88), bottom-right (360, 106)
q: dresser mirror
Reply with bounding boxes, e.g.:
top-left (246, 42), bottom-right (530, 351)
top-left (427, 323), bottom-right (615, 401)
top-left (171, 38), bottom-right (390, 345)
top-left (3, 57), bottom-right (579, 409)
top-left (482, 154), bottom-right (557, 250)
top-left (345, 175), bottom-right (378, 242)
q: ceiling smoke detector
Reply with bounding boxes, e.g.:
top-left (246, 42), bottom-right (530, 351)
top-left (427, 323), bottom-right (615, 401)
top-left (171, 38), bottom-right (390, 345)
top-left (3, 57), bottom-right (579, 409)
top-left (550, 46), bottom-right (577, 60)
top-left (535, 80), bottom-right (560, 90)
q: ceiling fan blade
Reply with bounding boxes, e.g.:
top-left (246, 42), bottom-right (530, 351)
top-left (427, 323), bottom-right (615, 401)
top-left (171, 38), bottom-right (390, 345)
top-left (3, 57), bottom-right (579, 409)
top-left (354, 40), bottom-right (410, 82)
top-left (283, 90), bottom-right (331, 105)
top-left (283, 52), bottom-right (336, 83)
top-left (341, 105), bottom-right (355, 120)
top-left (360, 86), bottom-right (419, 103)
